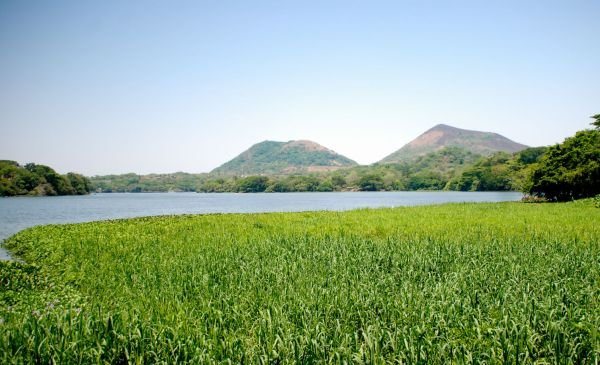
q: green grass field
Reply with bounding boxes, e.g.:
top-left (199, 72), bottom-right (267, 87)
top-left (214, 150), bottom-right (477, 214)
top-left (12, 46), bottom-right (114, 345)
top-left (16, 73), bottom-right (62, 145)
top-left (1, 201), bottom-right (599, 363)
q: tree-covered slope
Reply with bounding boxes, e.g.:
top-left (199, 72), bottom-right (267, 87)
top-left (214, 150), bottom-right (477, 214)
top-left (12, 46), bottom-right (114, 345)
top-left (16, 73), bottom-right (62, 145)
top-left (211, 140), bottom-right (358, 175)
top-left (446, 147), bottom-right (548, 192)
top-left (380, 124), bottom-right (528, 163)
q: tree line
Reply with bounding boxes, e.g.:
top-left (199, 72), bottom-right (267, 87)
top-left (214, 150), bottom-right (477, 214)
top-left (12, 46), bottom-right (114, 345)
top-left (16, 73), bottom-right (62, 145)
top-left (88, 146), bottom-right (544, 194)
top-left (0, 161), bottom-right (91, 197)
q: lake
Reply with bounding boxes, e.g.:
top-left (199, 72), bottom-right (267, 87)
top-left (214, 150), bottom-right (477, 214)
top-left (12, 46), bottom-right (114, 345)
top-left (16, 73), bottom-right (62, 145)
top-left (0, 191), bottom-right (522, 260)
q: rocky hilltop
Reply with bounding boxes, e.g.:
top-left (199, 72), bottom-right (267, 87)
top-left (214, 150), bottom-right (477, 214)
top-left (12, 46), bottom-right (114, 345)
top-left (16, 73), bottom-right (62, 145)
top-left (380, 124), bottom-right (528, 163)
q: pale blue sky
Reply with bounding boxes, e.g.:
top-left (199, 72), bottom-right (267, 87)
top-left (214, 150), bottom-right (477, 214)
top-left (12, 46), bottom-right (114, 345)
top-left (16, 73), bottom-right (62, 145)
top-left (1, 1), bottom-right (598, 175)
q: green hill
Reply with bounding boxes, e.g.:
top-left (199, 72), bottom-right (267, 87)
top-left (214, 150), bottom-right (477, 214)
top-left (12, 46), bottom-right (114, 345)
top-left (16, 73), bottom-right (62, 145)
top-left (211, 140), bottom-right (358, 175)
top-left (380, 124), bottom-right (528, 163)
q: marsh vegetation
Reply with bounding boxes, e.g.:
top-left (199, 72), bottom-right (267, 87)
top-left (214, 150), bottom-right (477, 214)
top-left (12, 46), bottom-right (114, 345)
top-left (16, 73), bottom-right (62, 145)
top-left (1, 201), bottom-right (598, 363)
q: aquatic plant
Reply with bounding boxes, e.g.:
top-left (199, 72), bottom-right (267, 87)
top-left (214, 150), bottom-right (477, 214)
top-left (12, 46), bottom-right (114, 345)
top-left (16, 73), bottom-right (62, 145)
top-left (1, 201), bottom-right (599, 363)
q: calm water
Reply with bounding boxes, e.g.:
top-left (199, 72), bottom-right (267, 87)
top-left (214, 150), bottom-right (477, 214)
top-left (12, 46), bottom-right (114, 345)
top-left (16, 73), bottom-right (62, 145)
top-left (0, 191), bottom-right (521, 260)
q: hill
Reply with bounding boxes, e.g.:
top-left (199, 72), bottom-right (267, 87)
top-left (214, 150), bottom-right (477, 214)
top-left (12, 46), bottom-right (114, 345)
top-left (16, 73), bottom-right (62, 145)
top-left (380, 124), bottom-right (528, 163)
top-left (211, 140), bottom-right (358, 175)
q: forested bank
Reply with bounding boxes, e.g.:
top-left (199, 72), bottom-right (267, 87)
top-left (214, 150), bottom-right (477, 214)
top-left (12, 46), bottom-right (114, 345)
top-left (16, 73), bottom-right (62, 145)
top-left (0, 161), bottom-right (91, 197)
top-left (89, 146), bottom-right (544, 194)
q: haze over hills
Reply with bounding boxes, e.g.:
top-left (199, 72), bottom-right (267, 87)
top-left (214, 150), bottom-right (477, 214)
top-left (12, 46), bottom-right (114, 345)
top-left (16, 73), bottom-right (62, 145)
top-left (380, 124), bottom-right (528, 163)
top-left (211, 140), bottom-right (358, 175)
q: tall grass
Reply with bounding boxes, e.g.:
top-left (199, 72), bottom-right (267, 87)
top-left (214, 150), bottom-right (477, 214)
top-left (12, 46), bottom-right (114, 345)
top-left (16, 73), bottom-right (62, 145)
top-left (1, 201), bottom-right (599, 363)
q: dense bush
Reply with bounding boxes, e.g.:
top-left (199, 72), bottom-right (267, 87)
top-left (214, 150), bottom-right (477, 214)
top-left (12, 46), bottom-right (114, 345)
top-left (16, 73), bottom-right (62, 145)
top-left (528, 129), bottom-right (600, 201)
top-left (0, 161), bottom-right (90, 197)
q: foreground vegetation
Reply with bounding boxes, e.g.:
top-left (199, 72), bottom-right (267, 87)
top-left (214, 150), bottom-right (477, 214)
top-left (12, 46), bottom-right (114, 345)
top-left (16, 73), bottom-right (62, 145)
top-left (1, 201), bottom-right (599, 363)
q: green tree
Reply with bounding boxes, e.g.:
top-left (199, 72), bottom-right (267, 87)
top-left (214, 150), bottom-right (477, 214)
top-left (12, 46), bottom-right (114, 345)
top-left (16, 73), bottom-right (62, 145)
top-left (316, 180), bottom-right (334, 192)
top-left (358, 174), bottom-right (384, 191)
top-left (237, 176), bottom-right (269, 193)
top-left (407, 172), bottom-right (446, 190)
top-left (446, 153), bottom-right (512, 191)
top-left (0, 161), bottom-right (23, 196)
top-left (67, 173), bottom-right (91, 195)
top-left (24, 163), bottom-right (73, 195)
top-left (0, 161), bottom-right (91, 196)
top-left (288, 176), bottom-right (320, 192)
top-left (265, 179), bottom-right (291, 192)
top-left (330, 174), bottom-right (347, 190)
top-left (516, 147), bottom-right (547, 165)
top-left (591, 114), bottom-right (600, 129)
top-left (528, 129), bottom-right (600, 201)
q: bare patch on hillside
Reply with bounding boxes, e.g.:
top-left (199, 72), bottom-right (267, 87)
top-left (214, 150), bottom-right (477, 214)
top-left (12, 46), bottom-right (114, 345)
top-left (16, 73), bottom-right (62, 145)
top-left (407, 130), bottom-right (444, 148)
top-left (282, 140), bottom-right (331, 152)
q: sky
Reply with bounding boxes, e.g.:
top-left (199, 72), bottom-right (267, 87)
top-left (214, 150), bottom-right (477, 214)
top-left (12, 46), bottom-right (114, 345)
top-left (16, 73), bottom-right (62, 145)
top-left (1, 1), bottom-right (598, 175)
